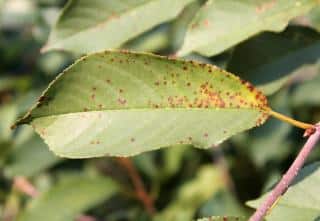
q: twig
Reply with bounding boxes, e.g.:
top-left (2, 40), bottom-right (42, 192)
top-left (249, 124), bottom-right (320, 221)
top-left (116, 157), bottom-right (156, 215)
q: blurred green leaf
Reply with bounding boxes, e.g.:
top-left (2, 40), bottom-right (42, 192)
top-left (178, 0), bottom-right (318, 56)
top-left (1, 190), bottom-right (21, 221)
top-left (17, 173), bottom-right (118, 221)
top-left (227, 26), bottom-right (320, 95)
top-left (17, 51), bottom-right (269, 158)
top-left (0, 0), bottom-right (38, 29)
top-left (37, 51), bottom-right (73, 76)
top-left (0, 76), bottom-right (31, 92)
top-left (155, 165), bottom-right (225, 221)
top-left (248, 162), bottom-right (320, 221)
top-left (200, 190), bottom-right (248, 218)
top-left (197, 216), bottom-right (246, 221)
top-left (291, 69), bottom-right (320, 107)
top-left (170, 0), bottom-right (203, 52)
top-left (4, 134), bottom-right (61, 177)
top-left (161, 145), bottom-right (189, 179)
top-left (43, 0), bottom-right (194, 54)
top-left (0, 103), bottom-right (17, 141)
top-left (123, 25), bottom-right (170, 53)
top-left (308, 6), bottom-right (320, 32)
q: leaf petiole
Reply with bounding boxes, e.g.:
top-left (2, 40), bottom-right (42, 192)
top-left (268, 109), bottom-right (314, 130)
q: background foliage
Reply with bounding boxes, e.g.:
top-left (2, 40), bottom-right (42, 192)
top-left (0, 0), bottom-right (320, 220)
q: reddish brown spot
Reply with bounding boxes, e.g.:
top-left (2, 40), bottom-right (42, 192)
top-left (118, 98), bottom-right (127, 105)
top-left (38, 96), bottom-right (46, 102)
top-left (91, 94), bottom-right (95, 100)
top-left (83, 108), bottom-right (89, 112)
top-left (154, 81), bottom-right (160, 86)
top-left (92, 87), bottom-right (97, 91)
top-left (204, 133), bottom-right (208, 138)
top-left (203, 19), bottom-right (210, 27)
top-left (183, 66), bottom-right (188, 71)
top-left (119, 89), bottom-right (123, 93)
top-left (187, 82), bottom-right (191, 87)
top-left (130, 138), bottom-right (135, 142)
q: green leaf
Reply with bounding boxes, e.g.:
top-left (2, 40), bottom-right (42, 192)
top-left (124, 25), bottom-right (170, 53)
top-left (197, 216), bottom-right (246, 221)
top-left (0, 104), bottom-right (17, 141)
top-left (227, 26), bottom-right (320, 95)
top-left (161, 144), bottom-right (189, 179)
top-left (4, 134), bottom-right (61, 178)
top-left (169, 0), bottom-right (203, 51)
top-left (43, 0), bottom-right (194, 54)
top-left (200, 190), bottom-right (248, 218)
top-left (178, 0), bottom-right (319, 56)
top-left (17, 174), bottom-right (118, 221)
top-left (247, 162), bottom-right (320, 221)
top-left (155, 165), bottom-right (225, 221)
top-left (308, 6), bottom-right (320, 32)
top-left (291, 69), bottom-right (320, 107)
top-left (0, 76), bottom-right (30, 92)
top-left (17, 50), bottom-right (269, 158)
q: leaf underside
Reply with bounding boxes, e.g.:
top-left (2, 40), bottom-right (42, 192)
top-left (17, 51), bottom-right (269, 158)
top-left (227, 26), bottom-right (320, 95)
top-left (178, 0), bottom-right (318, 56)
top-left (17, 174), bottom-right (117, 221)
top-left (43, 0), bottom-right (194, 54)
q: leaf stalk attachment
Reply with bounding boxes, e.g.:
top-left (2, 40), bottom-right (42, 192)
top-left (268, 109), bottom-right (314, 130)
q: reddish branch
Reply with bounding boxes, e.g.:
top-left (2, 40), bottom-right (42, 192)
top-left (116, 157), bottom-right (155, 215)
top-left (13, 177), bottom-right (38, 198)
top-left (249, 124), bottom-right (320, 221)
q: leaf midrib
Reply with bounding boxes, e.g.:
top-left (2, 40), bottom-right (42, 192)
top-left (30, 107), bottom-right (267, 121)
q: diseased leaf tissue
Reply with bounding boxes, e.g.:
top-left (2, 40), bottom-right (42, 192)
top-left (16, 51), bottom-right (270, 158)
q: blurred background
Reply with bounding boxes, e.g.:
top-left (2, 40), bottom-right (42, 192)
top-left (0, 0), bottom-right (320, 221)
